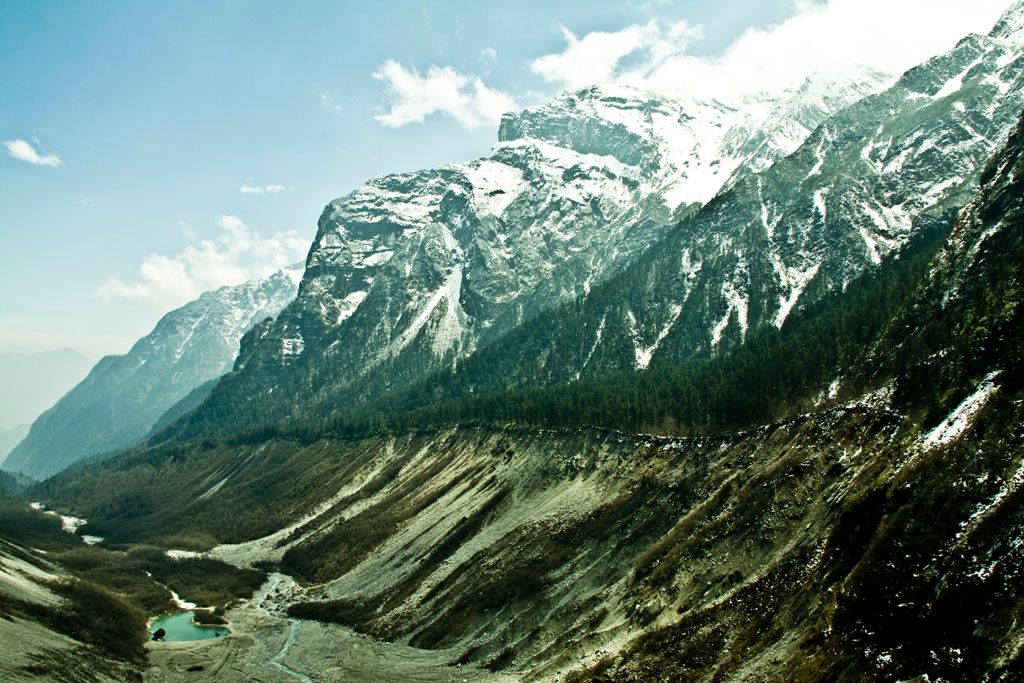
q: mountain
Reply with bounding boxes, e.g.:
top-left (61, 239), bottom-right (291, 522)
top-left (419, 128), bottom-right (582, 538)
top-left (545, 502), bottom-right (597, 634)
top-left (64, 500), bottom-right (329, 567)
top-left (353, 4), bottom-right (1024, 409)
top-left (35, 102), bottom-right (1024, 682)
top-left (3, 269), bottom-right (300, 479)
top-left (21, 3), bottom-right (1024, 681)
top-left (157, 3), bottom-right (1024, 445)
top-left (157, 69), bottom-right (888, 442)
top-left (0, 348), bottom-right (91, 431)
top-left (0, 425), bottom-right (28, 466)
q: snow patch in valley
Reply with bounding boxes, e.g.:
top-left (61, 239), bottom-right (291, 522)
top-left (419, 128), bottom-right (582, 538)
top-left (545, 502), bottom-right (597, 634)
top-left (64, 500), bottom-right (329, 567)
top-left (281, 331), bottom-right (305, 358)
top-left (983, 71), bottom-right (1013, 96)
top-left (169, 588), bottom-right (197, 610)
top-left (828, 378), bottom-right (841, 399)
top-left (861, 137), bottom-right (884, 175)
top-left (758, 178), bottom-right (782, 239)
top-left (578, 314), bottom-right (607, 377)
top-left (344, 182), bottom-right (439, 227)
top-left (774, 262), bottom-right (820, 327)
top-left (804, 129), bottom-right (831, 180)
top-left (29, 502), bottom-right (103, 544)
top-left (165, 549), bottom-right (204, 560)
top-left (629, 304), bottom-right (683, 370)
top-left (360, 250), bottom-right (393, 267)
top-left (390, 265), bottom-right (466, 359)
top-left (935, 54), bottom-right (987, 99)
top-left (813, 188), bottom-right (829, 222)
top-left (856, 201), bottom-right (914, 267)
top-left (919, 175), bottom-right (964, 208)
top-left (960, 457), bottom-right (1024, 546)
top-left (711, 282), bottom-right (749, 347)
top-left (858, 225), bottom-right (882, 265)
top-left (921, 370), bottom-right (1001, 451)
top-left (495, 138), bottom-right (633, 180)
top-left (656, 112), bottom-right (746, 210)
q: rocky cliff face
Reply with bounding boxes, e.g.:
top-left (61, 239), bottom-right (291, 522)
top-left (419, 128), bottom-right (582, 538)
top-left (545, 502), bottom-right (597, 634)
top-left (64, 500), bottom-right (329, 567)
top-left (166, 70), bottom-right (888, 440)
top-left (4, 270), bottom-right (300, 479)
top-left (415, 7), bottom-right (1024, 398)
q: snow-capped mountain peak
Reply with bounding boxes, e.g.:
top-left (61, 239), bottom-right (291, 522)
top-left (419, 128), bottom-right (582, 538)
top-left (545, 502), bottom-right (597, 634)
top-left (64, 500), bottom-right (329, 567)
top-left (991, 0), bottom-right (1024, 43)
top-left (162, 67), bottom-right (894, 439)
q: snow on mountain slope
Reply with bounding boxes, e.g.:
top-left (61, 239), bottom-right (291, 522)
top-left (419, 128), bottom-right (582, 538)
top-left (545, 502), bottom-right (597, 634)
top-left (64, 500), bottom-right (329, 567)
top-left (4, 269), bottom-right (300, 479)
top-left (400, 1), bottom-right (1024, 397)
top-left (166, 70), bottom-right (887, 439)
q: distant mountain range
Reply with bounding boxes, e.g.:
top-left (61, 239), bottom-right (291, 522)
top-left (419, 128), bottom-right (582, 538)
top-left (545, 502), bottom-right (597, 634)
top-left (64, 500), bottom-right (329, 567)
top-left (0, 348), bottom-right (91, 431)
top-left (0, 424), bottom-right (28, 465)
top-left (3, 269), bottom-right (300, 479)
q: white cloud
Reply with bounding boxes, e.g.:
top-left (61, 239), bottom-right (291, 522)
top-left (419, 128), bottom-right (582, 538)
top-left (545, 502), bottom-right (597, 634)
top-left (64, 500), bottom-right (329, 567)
top-left (372, 59), bottom-right (517, 129)
top-left (179, 219), bottom-right (198, 241)
top-left (531, 20), bottom-right (701, 92)
top-left (530, 0), bottom-right (1011, 103)
top-left (3, 139), bottom-right (61, 167)
top-left (239, 183), bottom-right (291, 194)
top-left (479, 46), bottom-right (498, 64)
top-left (96, 215), bottom-right (308, 311)
top-left (634, 0), bottom-right (672, 11)
top-left (319, 93), bottom-right (344, 113)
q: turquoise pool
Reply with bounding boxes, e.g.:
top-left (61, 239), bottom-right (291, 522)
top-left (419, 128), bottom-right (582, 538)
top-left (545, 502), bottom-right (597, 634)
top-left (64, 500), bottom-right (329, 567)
top-left (150, 611), bottom-right (228, 642)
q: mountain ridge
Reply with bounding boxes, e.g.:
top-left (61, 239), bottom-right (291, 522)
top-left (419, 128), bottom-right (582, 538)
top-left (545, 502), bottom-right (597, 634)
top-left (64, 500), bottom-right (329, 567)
top-left (4, 269), bottom-right (301, 479)
top-left (0, 348), bottom-right (92, 432)
top-left (344, 7), bottom-right (1024, 414)
top-left (157, 68), bottom-right (893, 442)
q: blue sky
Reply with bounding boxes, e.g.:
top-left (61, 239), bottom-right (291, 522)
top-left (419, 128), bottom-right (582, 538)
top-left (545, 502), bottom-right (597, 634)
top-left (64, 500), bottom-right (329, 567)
top-left (0, 0), bottom-right (1010, 359)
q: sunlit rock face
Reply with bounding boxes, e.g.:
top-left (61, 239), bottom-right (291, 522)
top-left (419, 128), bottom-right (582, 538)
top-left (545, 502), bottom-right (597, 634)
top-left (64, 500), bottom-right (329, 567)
top-left (421, 15), bottom-right (1024, 397)
top-left (170, 71), bottom-right (889, 439)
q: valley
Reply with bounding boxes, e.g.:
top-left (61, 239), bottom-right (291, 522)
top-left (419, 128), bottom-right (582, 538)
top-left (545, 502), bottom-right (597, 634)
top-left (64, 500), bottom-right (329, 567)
top-left (145, 573), bottom-right (513, 682)
top-left (1, 2), bottom-right (1023, 681)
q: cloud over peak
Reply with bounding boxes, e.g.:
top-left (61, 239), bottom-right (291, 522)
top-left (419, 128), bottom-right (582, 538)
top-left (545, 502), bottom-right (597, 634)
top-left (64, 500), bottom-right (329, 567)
top-left (3, 139), bottom-right (61, 167)
top-left (528, 0), bottom-right (1011, 104)
top-left (366, 0), bottom-right (1007, 133)
top-left (530, 19), bottom-right (702, 93)
top-left (96, 216), bottom-right (308, 311)
top-left (372, 59), bottom-right (516, 130)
